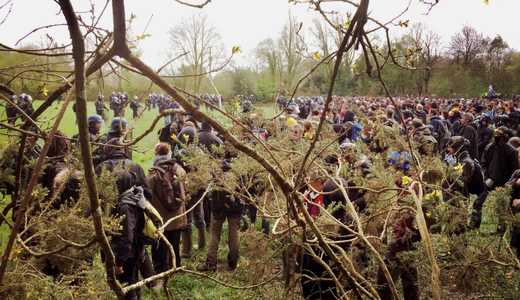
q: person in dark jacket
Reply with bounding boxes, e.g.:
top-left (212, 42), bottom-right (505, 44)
top-left (148, 143), bottom-right (187, 280)
top-left (158, 122), bottom-right (179, 149)
top-left (446, 136), bottom-right (488, 229)
top-left (88, 115), bottom-right (104, 142)
top-left (197, 159), bottom-right (242, 272)
top-left (414, 103), bottom-right (427, 124)
top-left (377, 212), bottom-right (420, 300)
top-left (448, 109), bottom-right (462, 136)
top-left (96, 138), bottom-right (153, 299)
top-left (429, 111), bottom-right (451, 153)
top-left (457, 113), bottom-right (479, 159)
top-left (73, 115), bottom-right (103, 146)
top-left (477, 115), bottom-right (493, 158)
top-left (112, 176), bottom-right (147, 300)
top-left (175, 123), bottom-right (208, 257)
top-left (481, 126), bottom-right (519, 189)
top-left (17, 93), bottom-right (34, 116)
top-left (130, 96), bottom-right (141, 119)
top-left (93, 118), bottom-right (125, 166)
top-left (198, 121), bottom-right (223, 153)
top-left (95, 138), bottom-right (146, 188)
top-left (95, 95), bottom-right (108, 121)
top-left (6, 95), bottom-right (19, 124)
top-left (39, 131), bottom-right (82, 210)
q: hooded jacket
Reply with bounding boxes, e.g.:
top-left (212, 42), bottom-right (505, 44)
top-left (457, 150), bottom-right (486, 196)
top-left (112, 185), bottom-right (146, 265)
top-left (481, 139), bottom-right (519, 188)
top-left (457, 123), bottom-right (479, 159)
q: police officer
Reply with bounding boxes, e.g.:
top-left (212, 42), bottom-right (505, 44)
top-left (130, 96), bottom-right (141, 119)
top-left (95, 95), bottom-right (108, 121)
top-left (6, 95), bottom-right (19, 124)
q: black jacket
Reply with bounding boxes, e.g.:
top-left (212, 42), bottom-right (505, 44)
top-left (458, 151), bottom-right (486, 196)
top-left (199, 129), bottom-right (223, 152)
top-left (111, 187), bottom-right (146, 265)
top-left (481, 141), bottom-right (519, 188)
top-left (477, 126), bottom-right (493, 157)
top-left (458, 124), bottom-right (479, 159)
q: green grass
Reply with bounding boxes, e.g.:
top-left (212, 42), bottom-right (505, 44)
top-left (0, 100), bottom-right (278, 169)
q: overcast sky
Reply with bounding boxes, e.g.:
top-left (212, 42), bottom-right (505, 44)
top-left (1, 0), bottom-right (519, 68)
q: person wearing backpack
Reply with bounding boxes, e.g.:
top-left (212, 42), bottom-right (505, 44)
top-left (111, 171), bottom-right (149, 300)
top-left (96, 138), bottom-right (158, 296)
top-left (446, 136), bottom-right (488, 229)
top-left (147, 143), bottom-right (187, 278)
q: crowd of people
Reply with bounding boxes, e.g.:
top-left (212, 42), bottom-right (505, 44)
top-left (4, 88), bottom-right (520, 299)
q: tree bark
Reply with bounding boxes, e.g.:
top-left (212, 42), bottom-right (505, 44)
top-left (58, 0), bottom-right (124, 298)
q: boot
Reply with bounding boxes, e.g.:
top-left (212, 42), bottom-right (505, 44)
top-left (181, 229), bottom-right (192, 258)
top-left (196, 262), bottom-right (216, 272)
top-left (468, 211), bottom-right (481, 230)
top-left (227, 253), bottom-right (238, 271)
top-left (197, 227), bottom-right (206, 250)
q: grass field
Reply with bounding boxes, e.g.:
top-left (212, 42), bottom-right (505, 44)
top-left (1, 100), bottom-right (278, 167)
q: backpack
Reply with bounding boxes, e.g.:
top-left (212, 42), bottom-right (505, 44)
top-left (148, 160), bottom-right (184, 211)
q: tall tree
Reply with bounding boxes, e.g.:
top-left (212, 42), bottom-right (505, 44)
top-left (255, 38), bottom-right (281, 86)
top-left (449, 25), bottom-right (486, 67)
top-left (278, 13), bottom-right (305, 92)
top-left (168, 14), bottom-right (223, 94)
top-left (405, 23), bottom-right (441, 95)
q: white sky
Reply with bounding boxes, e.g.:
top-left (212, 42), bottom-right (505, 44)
top-left (1, 0), bottom-right (519, 68)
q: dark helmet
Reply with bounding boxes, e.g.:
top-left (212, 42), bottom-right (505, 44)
top-left (448, 136), bottom-right (470, 153)
top-left (88, 114), bottom-right (104, 125)
top-left (110, 117), bottom-right (128, 133)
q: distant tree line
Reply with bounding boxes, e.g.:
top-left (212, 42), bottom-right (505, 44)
top-left (2, 15), bottom-right (519, 101)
